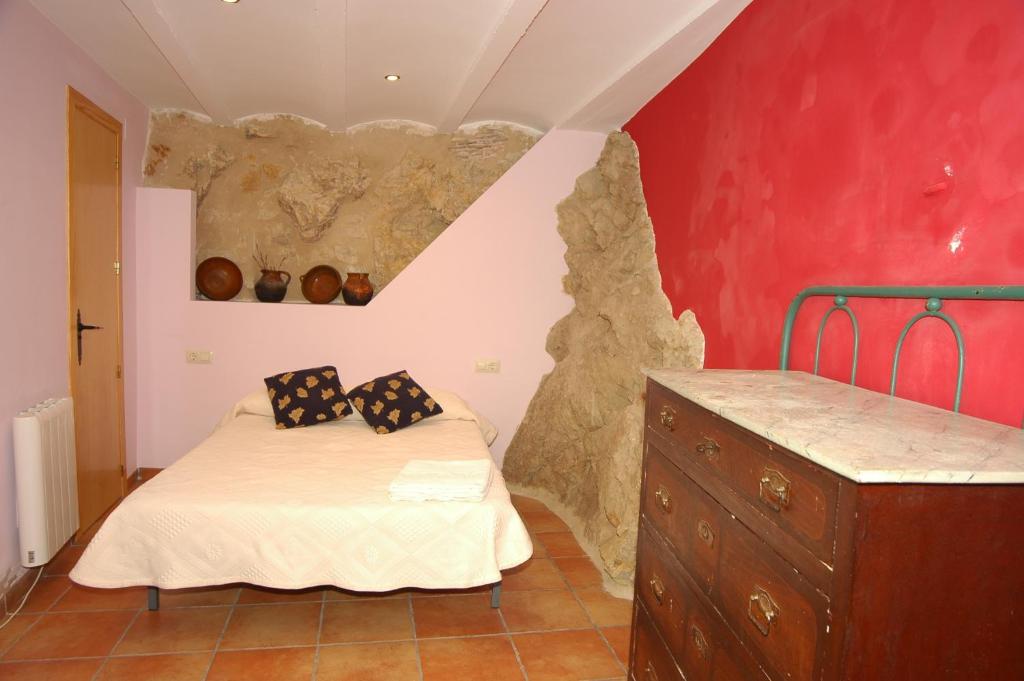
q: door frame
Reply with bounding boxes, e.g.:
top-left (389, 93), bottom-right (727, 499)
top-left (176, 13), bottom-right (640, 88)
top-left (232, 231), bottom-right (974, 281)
top-left (65, 86), bottom-right (127, 501)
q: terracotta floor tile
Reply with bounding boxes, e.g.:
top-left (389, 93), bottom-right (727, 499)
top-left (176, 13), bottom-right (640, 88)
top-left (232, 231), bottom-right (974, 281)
top-left (520, 510), bottom-right (570, 534)
top-left (237, 585), bottom-right (325, 604)
top-left (138, 468), bottom-right (162, 483)
top-left (513, 629), bottom-right (623, 681)
top-left (43, 545), bottom-right (84, 576)
top-left (18, 577), bottom-right (72, 614)
top-left (320, 599), bottom-right (412, 644)
top-left (316, 641), bottom-right (419, 681)
top-left (575, 587), bottom-right (632, 627)
top-left (96, 652), bottom-right (211, 681)
top-left (0, 615), bottom-right (39, 655)
top-left (4, 610), bottom-right (136, 660)
top-left (601, 626), bottom-right (632, 665)
top-left (53, 584), bottom-right (147, 611)
top-left (499, 590), bottom-right (591, 632)
top-left (325, 587), bottom-right (409, 601)
top-left (207, 647), bottom-right (314, 681)
top-left (412, 594), bottom-right (504, 638)
top-left (510, 494), bottom-right (549, 513)
top-left (407, 584), bottom-right (491, 599)
top-left (536, 532), bottom-right (586, 558)
top-left (159, 586), bottom-right (240, 608)
top-left (501, 558), bottom-right (568, 592)
top-left (0, 658), bottom-right (103, 680)
top-left (219, 603), bottom-right (320, 649)
top-left (115, 607), bottom-right (230, 654)
top-left (419, 636), bottom-right (523, 681)
top-left (528, 535), bottom-right (549, 558)
top-left (553, 556), bottom-right (604, 588)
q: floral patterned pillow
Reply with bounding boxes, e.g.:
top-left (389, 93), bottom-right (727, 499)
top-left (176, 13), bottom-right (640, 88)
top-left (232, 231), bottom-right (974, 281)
top-left (347, 370), bottom-right (443, 434)
top-left (263, 365), bottom-right (352, 429)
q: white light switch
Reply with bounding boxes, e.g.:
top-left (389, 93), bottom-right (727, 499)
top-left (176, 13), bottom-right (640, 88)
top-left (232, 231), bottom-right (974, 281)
top-left (185, 350), bottom-right (213, 364)
top-left (475, 359), bottom-right (501, 373)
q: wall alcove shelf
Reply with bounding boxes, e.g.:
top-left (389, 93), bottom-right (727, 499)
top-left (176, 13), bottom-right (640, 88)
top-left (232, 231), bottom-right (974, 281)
top-left (192, 296), bottom-right (375, 307)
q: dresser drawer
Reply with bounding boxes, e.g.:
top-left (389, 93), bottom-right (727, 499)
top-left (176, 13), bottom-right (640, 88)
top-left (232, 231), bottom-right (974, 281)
top-left (635, 525), bottom-right (771, 681)
top-left (631, 601), bottom-right (684, 681)
top-left (640, 445), bottom-right (830, 681)
top-left (641, 442), bottom-right (721, 593)
top-left (647, 381), bottom-right (839, 565)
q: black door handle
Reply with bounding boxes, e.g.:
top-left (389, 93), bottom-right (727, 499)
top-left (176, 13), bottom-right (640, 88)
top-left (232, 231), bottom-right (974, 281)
top-left (76, 309), bottom-right (103, 365)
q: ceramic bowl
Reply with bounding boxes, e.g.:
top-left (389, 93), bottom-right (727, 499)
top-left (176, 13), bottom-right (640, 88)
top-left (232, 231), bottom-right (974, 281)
top-left (195, 257), bottom-right (243, 301)
top-left (300, 265), bottom-right (343, 304)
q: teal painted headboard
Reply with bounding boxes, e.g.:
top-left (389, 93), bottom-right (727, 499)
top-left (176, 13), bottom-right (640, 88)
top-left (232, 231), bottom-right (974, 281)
top-left (778, 285), bottom-right (1024, 417)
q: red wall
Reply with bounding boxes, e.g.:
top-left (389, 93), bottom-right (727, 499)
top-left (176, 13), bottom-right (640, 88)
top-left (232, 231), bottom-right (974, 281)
top-left (625, 0), bottom-right (1024, 427)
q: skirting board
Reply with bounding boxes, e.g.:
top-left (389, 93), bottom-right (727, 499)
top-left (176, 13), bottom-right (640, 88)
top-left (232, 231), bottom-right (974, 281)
top-left (125, 467), bottom-right (163, 492)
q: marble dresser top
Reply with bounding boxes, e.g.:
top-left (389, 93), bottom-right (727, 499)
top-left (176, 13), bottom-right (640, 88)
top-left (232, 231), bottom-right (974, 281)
top-left (643, 368), bottom-right (1024, 484)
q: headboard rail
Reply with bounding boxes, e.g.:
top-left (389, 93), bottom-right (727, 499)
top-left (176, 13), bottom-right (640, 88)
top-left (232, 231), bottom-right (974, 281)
top-left (779, 285), bottom-right (1024, 418)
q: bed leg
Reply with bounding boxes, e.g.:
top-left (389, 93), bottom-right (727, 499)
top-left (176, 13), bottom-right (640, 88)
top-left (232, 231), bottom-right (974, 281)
top-left (490, 582), bottom-right (501, 609)
top-left (147, 586), bottom-right (160, 611)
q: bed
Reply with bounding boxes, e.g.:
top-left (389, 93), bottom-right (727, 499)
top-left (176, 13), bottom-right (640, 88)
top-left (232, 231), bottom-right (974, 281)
top-left (69, 388), bottom-right (533, 607)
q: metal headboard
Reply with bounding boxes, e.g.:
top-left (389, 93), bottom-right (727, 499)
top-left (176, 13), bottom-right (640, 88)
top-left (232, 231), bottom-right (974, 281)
top-left (779, 285), bottom-right (1024, 417)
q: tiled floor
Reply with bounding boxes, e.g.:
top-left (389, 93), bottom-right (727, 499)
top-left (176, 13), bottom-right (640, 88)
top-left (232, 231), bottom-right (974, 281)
top-left (0, 492), bottom-right (632, 680)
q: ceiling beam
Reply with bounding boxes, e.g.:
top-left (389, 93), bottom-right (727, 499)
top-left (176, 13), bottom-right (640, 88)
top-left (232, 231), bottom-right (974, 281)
top-left (120, 0), bottom-right (233, 123)
top-left (559, 0), bottom-right (752, 132)
top-left (312, 0), bottom-right (347, 130)
top-left (436, 0), bottom-right (549, 132)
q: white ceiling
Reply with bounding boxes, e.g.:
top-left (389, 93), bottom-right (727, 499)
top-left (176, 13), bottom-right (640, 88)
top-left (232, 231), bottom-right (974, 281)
top-left (29, 0), bottom-right (751, 133)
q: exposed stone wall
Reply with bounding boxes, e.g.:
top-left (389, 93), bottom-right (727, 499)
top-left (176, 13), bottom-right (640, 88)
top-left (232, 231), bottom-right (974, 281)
top-left (502, 132), bottom-right (704, 588)
top-left (143, 113), bottom-right (537, 300)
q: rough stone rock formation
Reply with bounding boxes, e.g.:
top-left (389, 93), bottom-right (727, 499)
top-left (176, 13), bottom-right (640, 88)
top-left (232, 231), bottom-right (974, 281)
top-left (143, 113), bottom-right (536, 300)
top-left (277, 159), bottom-right (369, 243)
top-left (184, 145), bottom-right (235, 207)
top-left (502, 132), bottom-right (704, 588)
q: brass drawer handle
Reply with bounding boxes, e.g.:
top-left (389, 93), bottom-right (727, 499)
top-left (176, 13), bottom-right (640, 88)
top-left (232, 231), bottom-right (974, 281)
top-left (696, 518), bottom-right (715, 548)
top-left (695, 435), bottom-right (720, 457)
top-left (654, 485), bottom-right (672, 513)
top-left (691, 624), bottom-right (710, 661)
top-left (659, 405), bottom-right (676, 431)
top-left (759, 468), bottom-right (792, 512)
top-left (649, 574), bottom-right (665, 604)
top-left (645, 661), bottom-right (660, 681)
top-left (748, 586), bottom-right (780, 636)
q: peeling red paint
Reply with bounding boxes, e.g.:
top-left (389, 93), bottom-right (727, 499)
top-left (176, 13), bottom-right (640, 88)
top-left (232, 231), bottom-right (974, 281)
top-left (625, 0), bottom-right (1024, 426)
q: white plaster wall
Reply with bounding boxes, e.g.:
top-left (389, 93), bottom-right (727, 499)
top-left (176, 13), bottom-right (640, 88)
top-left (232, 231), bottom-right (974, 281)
top-left (134, 130), bottom-right (606, 468)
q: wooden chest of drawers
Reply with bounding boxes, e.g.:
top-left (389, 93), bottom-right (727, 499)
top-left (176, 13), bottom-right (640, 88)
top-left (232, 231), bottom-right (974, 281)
top-left (628, 374), bottom-right (1024, 681)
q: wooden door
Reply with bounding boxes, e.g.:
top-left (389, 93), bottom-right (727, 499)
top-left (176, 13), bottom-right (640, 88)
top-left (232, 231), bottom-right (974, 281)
top-left (67, 87), bottom-right (125, 533)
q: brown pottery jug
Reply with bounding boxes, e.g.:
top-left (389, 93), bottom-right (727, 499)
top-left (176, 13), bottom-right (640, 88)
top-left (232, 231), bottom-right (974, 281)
top-left (255, 269), bottom-right (291, 302)
top-left (342, 273), bottom-right (374, 306)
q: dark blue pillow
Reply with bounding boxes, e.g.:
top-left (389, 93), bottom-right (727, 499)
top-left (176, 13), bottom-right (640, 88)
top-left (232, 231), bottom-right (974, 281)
top-left (264, 365), bottom-right (352, 429)
top-left (347, 370), bottom-right (443, 434)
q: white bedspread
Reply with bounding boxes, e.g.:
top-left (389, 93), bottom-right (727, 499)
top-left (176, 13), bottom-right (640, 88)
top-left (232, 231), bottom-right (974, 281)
top-left (71, 395), bottom-right (532, 592)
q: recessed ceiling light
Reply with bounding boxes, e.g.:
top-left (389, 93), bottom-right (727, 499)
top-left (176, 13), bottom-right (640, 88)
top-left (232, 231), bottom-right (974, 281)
top-left (222, 0), bottom-right (239, 4)
top-left (384, 74), bottom-right (400, 82)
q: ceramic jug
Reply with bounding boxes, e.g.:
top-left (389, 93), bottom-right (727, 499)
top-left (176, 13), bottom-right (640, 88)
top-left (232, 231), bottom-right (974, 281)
top-left (255, 269), bottom-right (291, 303)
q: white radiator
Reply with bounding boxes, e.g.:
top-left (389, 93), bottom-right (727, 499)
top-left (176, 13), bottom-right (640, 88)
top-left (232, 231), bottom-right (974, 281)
top-left (13, 397), bottom-right (79, 568)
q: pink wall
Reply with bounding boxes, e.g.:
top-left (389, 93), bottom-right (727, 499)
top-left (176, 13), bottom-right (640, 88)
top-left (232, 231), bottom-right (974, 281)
top-left (0, 0), bottom-right (148, 589)
top-left (134, 130), bottom-right (606, 468)
top-left (624, 0), bottom-right (1024, 426)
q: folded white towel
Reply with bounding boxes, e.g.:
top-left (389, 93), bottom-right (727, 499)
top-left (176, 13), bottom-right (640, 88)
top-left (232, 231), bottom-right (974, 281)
top-left (389, 459), bottom-right (494, 502)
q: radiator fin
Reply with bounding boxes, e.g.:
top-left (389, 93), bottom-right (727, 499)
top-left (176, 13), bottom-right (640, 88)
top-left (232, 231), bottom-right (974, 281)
top-left (13, 398), bottom-right (78, 567)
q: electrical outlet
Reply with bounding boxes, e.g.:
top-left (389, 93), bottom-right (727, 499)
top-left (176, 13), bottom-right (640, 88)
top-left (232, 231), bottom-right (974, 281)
top-left (474, 359), bottom-right (501, 373)
top-left (185, 350), bottom-right (213, 364)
